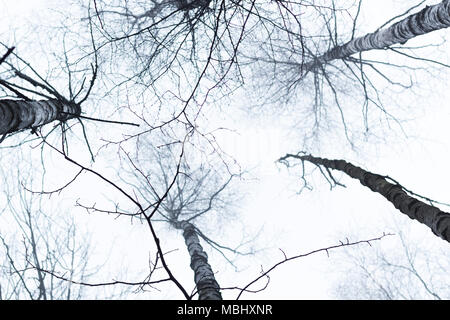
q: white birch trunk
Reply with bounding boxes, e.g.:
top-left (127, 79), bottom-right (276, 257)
top-left (0, 99), bottom-right (81, 135)
top-left (176, 220), bottom-right (222, 300)
top-left (305, 0), bottom-right (450, 72)
top-left (289, 154), bottom-right (450, 243)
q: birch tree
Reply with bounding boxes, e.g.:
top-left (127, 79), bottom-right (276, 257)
top-left (332, 227), bottom-right (450, 299)
top-left (174, 220), bottom-right (222, 300)
top-left (279, 153), bottom-right (450, 243)
top-left (0, 45), bottom-right (93, 142)
top-left (0, 99), bottom-right (81, 137)
top-left (1, 0), bottom-right (449, 301)
top-left (114, 139), bottom-right (241, 300)
top-left (0, 173), bottom-right (95, 300)
top-left (245, 1), bottom-right (450, 146)
top-left (301, 0), bottom-right (450, 76)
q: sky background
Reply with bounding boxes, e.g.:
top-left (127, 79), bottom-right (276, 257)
top-left (0, 0), bottom-right (449, 299)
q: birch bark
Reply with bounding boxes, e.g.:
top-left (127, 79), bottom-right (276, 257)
top-left (284, 154), bottom-right (450, 243)
top-left (0, 99), bottom-right (81, 135)
top-left (304, 0), bottom-right (450, 73)
top-left (176, 220), bottom-right (222, 300)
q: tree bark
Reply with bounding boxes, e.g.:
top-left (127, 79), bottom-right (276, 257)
top-left (289, 154), bottom-right (450, 243)
top-left (305, 0), bottom-right (450, 72)
top-left (0, 99), bottom-right (81, 135)
top-left (175, 220), bottom-right (222, 300)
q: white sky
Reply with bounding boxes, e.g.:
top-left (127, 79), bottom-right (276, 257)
top-left (0, 0), bottom-right (449, 300)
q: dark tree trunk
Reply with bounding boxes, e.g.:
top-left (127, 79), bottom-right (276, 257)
top-left (290, 154), bottom-right (450, 243)
top-left (0, 99), bottom-right (81, 135)
top-left (175, 220), bottom-right (222, 300)
top-left (0, 47), bottom-right (15, 66)
top-left (305, 0), bottom-right (450, 72)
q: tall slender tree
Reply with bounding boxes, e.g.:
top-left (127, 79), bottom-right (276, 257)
top-left (279, 153), bottom-right (450, 243)
top-left (116, 139), bottom-right (239, 300)
top-left (332, 227), bottom-right (449, 300)
top-left (302, 0), bottom-right (450, 75)
top-left (0, 42), bottom-right (97, 140)
top-left (0, 47), bottom-right (15, 66)
top-left (0, 99), bottom-right (81, 136)
top-left (242, 1), bottom-right (450, 145)
top-left (175, 220), bottom-right (222, 300)
top-left (0, 171), bottom-right (96, 300)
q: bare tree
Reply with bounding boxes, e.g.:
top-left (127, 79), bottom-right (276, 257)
top-left (279, 152), bottom-right (450, 243)
top-left (0, 99), bottom-right (81, 136)
top-left (0, 44), bottom-right (92, 143)
top-left (0, 176), bottom-right (95, 300)
top-left (301, 0), bottom-right (450, 75)
top-left (331, 226), bottom-right (450, 300)
top-left (114, 139), bottom-right (242, 299)
top-left (244, 1), bottom-right (450, 147)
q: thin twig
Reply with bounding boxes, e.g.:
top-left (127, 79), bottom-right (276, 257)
top-left (61, 112), bottom-right (140, 127)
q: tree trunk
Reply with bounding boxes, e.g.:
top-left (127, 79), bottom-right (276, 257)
top-left (0, 99), bottom-right (81, 135)
top-left (290, 154), bottom-right (450, 243)
top-left (305, 0), bottom-right (450, 72)
top-left (175, 220), bottom-right (222, 300)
